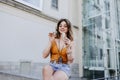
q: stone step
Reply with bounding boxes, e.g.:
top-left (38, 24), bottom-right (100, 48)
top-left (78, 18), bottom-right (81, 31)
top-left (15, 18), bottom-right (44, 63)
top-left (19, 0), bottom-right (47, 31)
top-left (0, 62), bottom-right (82, 80)
top-left (0, 71), bottom-right (88, 80)
top-left (0, 72), bottom-right (40, 80)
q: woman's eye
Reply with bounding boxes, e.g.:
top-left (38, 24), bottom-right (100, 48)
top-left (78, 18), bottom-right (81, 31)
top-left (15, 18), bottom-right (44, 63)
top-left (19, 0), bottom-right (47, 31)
top-left (64, 26), bottom-right (67, 28)
top-left (59, 25), bottom-right (67, 28)
top-left (59, 25), bottom-right (62, 27)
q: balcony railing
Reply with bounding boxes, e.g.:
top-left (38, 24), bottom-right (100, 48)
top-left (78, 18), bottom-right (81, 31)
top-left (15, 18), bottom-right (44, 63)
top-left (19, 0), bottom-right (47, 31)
top-left (84, 60), bottom-right (104, 67)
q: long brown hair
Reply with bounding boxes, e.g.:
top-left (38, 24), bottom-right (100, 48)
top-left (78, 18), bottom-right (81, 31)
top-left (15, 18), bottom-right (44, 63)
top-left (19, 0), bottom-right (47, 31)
top-left (55, 18), bottom-right (73, 41)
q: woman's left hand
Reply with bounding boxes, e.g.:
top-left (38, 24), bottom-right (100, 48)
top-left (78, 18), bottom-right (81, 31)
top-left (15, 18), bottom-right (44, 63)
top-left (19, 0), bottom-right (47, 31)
top-left (64, 37), bottom-right (71, 47)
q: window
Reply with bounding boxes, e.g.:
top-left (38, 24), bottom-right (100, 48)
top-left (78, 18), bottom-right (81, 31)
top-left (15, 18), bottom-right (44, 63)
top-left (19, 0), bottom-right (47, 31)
top-left (15, 0), bottom-right (43, 11)
top-left (51, 0), bottom-right (58, 9)
top-left (100, 49), bottom-right (103, 59)
top-left (94, 0), bottom-right (100, 5)
top-left (107, 49), bottom-right (110, 68)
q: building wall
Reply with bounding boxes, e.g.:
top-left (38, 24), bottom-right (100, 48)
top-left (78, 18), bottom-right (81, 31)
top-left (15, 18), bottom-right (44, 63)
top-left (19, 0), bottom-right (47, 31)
top-left (0, 0), bottom-right (83, 78)
top-left (43, 0), bottom-right (69, 19)
top-left (0, 3), bottom-right (56, 62)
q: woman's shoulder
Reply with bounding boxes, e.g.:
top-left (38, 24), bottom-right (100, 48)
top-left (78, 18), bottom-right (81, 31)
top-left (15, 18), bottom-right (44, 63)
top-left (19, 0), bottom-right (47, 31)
top-left (70, 40), bottom-right (75, 47)
top-left (51, 38), bottom-right (58, 44)
top-left (54, 38), bottom-right (60, 44)
top-left (70, 40), bottom-right (74, 44)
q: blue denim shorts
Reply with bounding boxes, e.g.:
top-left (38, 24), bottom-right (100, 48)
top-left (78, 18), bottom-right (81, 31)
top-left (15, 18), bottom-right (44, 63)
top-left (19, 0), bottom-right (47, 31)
top-left (49, 62), bottom-right (71, 77)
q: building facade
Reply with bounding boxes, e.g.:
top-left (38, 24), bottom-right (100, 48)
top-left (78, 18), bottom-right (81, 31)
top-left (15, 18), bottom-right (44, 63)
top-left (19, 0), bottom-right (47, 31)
top-left (0, 0), bottom-right (83, 79)
top-left (82, 0), bottom-right (120, 79)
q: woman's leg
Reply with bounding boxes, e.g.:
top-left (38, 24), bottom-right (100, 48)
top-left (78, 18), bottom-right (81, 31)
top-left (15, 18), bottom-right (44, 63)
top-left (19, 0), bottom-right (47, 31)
top-left (53, 70), bottom-right (69, 80)
top-left (42, 65), bottom-right (54, 80)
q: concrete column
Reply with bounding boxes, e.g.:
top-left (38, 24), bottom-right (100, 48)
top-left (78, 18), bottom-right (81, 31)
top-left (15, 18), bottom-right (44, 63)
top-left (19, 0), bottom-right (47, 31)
top-left (77, 0), bottom-right (83, 77)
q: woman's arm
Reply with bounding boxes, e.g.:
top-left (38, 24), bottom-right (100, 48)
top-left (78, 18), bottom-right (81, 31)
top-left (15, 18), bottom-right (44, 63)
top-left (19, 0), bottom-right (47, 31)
top-left (42, 32), bottom-right (55, 58)
top-left (67, 41), bottom-right (75, 63)
top-left (42, 41), bottom-right (52, 58)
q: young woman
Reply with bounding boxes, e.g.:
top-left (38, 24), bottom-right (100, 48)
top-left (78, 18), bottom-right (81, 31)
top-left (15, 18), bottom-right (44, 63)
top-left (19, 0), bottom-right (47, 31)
top-left (42, 18), bottom-right (74, 80)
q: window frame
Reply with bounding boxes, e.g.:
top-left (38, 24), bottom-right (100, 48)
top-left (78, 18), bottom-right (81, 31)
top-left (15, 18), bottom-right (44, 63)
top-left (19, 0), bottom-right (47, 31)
top-left (15, 0), bottom-right (43, 11)
top-left (51, 0), bottom-right (58, 10)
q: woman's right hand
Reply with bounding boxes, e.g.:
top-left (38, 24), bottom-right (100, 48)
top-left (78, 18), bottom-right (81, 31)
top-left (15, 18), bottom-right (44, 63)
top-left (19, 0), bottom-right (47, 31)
top-left (48, 32), bottom-right (55, 42)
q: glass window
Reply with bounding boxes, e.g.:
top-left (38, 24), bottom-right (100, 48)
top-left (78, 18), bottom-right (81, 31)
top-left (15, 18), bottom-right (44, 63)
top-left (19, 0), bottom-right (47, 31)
top-left (51, 0), bottom-right (58, 9)
top-left (15, 0), bottom-right (43, 11)
top-left (104, 0), bottom-right (110, 11)
top-left (107, 49), bottom-right (110, 68)
top-left (100, 49), bottom-right (103, 59)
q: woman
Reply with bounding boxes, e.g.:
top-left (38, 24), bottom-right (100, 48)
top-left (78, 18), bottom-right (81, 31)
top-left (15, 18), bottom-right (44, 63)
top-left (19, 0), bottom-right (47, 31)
top-left (42, 18), bottom-right (74, 80)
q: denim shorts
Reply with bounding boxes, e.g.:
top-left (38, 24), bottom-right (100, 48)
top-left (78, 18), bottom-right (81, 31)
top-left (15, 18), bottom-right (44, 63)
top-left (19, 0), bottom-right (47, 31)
top-left (49, 62), bottom-right (71, 77)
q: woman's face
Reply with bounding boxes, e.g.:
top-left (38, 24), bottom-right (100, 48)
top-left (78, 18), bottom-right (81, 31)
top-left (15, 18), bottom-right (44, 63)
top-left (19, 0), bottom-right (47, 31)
top-left (58, 21), bottom-right (68, 34)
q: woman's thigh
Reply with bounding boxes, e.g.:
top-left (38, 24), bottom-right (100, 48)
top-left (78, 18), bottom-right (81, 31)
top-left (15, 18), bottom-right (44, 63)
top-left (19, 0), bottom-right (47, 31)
top-left (53, 70), bottom-right (69, 80)
top-left (42, 64), bottom-right (54, 75)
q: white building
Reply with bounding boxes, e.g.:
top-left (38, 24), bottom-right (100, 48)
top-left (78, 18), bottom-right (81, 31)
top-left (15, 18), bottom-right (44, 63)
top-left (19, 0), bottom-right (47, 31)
top-left (0, 0), bottom-right (83, 79)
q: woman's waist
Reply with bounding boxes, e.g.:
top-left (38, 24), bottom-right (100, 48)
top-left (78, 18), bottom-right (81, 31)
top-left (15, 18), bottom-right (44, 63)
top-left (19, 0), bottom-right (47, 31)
top-left (50, 59), bottom-right (68, 64)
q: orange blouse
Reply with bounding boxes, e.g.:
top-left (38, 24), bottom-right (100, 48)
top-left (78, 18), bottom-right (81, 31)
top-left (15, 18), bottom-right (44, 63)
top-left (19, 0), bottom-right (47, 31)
top-left (50, 40), bottom-right (68, 64)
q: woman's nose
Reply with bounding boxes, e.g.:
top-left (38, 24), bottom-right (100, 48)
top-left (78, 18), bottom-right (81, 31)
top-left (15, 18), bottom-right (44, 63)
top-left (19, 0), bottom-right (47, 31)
top-left (61, 26), bottom-right (65, 28)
